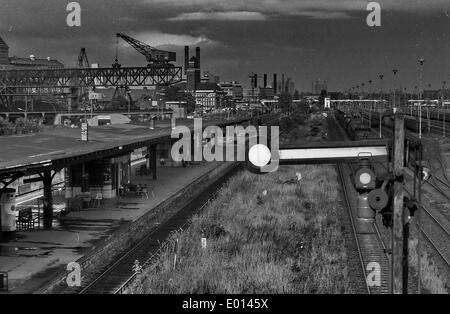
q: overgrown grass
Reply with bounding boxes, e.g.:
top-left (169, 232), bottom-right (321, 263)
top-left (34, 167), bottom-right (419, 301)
top-left (126, 163), bottom-right (351, 294)
top-left (125, 113), bottom-right (351, 294)
top-left (408, 232), bottom-right (449, 294)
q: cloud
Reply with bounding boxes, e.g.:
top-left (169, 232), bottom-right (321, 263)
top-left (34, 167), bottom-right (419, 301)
top-left (296, 11), bottom-right (353, 19)
top-left (126, 31), bottom-right (217, 47)
top-left (168, 11), bottom-right (267, 21)
top-left (143, 0), bottom-right (450, 16)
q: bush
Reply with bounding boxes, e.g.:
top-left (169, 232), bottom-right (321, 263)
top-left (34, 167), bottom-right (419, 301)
top-left (0, 117), bottom-right (11, 135)
top-left (23, 119), bottom-right (42, 133)
top-left (0, 117), bottom-right (43, 136)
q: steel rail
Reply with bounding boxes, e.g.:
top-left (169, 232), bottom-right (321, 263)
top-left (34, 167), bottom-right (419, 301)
top-left (337, 163), bottom-right (371, 294)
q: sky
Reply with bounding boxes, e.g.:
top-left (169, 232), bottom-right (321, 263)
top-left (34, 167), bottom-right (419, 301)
top-left (0, 0), bottom-right (449, 92)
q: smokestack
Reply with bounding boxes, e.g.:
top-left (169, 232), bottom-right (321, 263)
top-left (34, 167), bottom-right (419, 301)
top-left (195, 47), bottom-right (200, 69)
top-left (184, 46), bottom-right (189, 75)
top-left (263, 74), bottom-right (267, 88)
top-left (253, 74), bottom-right (258, 88)
top-left (273, 74), bottom-right (277, 95)
top-left (282, 73), bottom-right (285, 93)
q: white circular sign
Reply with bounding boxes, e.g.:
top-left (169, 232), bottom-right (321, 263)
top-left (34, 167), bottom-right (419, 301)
top-left (248, 144), bottom-right (271, 168)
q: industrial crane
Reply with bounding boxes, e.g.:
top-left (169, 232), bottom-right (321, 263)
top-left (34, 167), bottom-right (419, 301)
top-left (76, 48), bottom-right (92, 110)
top-left (77, 47), bottom-right (90, 68)
top-left (116, 33), bottom-right (176, 67)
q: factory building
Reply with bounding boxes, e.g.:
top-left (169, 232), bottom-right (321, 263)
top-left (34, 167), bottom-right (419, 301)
top-left (0, 36), bottom-right (9, 68)
top-left (203, 71), bottom-right (220, 84)
top-left (0, 36), bottom-right (63, 70)
top-left (312, 79), bottom-right (327, 95)
top-left (0, 35), bottom-right (64, 70)
top-left (8, 55), bottom-right (63, 70)
top-left (220, 81), bottom-right (243, 101)
top-left (183, 46), bottom-right (224, 112)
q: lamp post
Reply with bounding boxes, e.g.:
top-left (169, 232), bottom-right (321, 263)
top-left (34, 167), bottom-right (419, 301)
top-left (362, 82), bottom-right (366, 115)
top-left (379, 74), bottom-right (384, 138)
top-left (443, 81), bottom-right (447, 137)
top-left (418, 58), bottom-right (425, 139)
top-left (427, 83), bottom-right (431, 133)
top-left (414, 85), bottom-right (418, 117)
top-left (403, 87), bottom-right (407, 112)
top-left (392, 69), bottom-right (398, 112)
top-left (368, 80), bottom-right (373, 129)
top-left (358, 84), bottom-right (364, 122)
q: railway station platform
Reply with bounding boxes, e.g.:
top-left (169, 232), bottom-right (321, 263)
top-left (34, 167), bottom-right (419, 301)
top-left (0, 159), bottom-right (227, 293)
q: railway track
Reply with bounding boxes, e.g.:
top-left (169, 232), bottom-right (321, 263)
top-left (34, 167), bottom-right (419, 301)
top-left (80, 201), bottom-right (209, 294)
top-left (404, 180), bottom-right (450, 269)
top-left (377, 162), bottom-right (450, 282)
top-left (77, 167), bottom-right (237, 294)
top-left (76, 114), bottom-right (291, 294)
top-left (337, 163), bottom-right (390, 294)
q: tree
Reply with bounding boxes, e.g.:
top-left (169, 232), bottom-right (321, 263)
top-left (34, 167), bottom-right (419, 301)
top-left (278, 92), bottom-right (292, 112)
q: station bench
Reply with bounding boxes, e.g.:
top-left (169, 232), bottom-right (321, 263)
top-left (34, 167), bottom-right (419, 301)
top-left (16, 207), bottom-right (39, 231)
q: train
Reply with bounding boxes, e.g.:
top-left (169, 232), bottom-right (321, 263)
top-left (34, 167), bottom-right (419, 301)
top-left (335, 110), bottom-right (377, 141)
top-left (335, 109), bottom-right (431, 140)
top-left (408, 107), bottom-right (450, 123)
top-left (359, 110), bottom-right (428, 133)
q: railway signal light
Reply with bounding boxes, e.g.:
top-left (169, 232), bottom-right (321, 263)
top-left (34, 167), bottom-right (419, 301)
top-left (354, 158), bottom-right (376, 191)
top-left (355, 157), bottom-right (377, 221)
top-left (368, 188), bottom-right (389, 211)
top-left (368, 178), bottom-right (389, 211)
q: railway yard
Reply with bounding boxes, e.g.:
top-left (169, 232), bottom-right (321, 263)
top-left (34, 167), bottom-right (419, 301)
top-left (57, 109), bottom-right (450, 294)
top-left (0, 2), bottom-right (449, 308)
top-left (0, 108), bottom-right (447, 295)
top-left (335, 105), bottom-right (450, 293)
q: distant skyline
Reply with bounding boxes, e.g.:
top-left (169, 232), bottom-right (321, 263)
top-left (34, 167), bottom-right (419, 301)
top-left (0, 0), bottom-right (449, 92)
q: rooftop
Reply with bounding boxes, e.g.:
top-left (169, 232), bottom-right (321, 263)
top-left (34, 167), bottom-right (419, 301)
top-left (8, 56), bottom-right (64, 68)
top-left (0, 35), bottom-right (8, 48)
top-left (0, 116), bottom-right (248, 179)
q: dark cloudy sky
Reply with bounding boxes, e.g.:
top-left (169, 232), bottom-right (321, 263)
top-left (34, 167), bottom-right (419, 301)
top-left (0, 0), bottom-right (449, 92)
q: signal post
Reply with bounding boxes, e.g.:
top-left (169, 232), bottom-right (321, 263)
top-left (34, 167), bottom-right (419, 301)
top-left (246, 113), bottom-right (410, 293)
top-left (392, 113), bottom-right (405, 294)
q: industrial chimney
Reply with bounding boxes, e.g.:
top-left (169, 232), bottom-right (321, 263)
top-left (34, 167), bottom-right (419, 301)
top-left (273, 74), bottom-right (277, 95)
top-left (195, 47), bottom-right (200, 69)
top-left (281, 74), bottom-right (285, 93)
top-left (184, 46), bottom-right (189, 75)
top-left (253, 74), bottom-right (258, 88)
top-left (263, 74), bottom-right (267, 88)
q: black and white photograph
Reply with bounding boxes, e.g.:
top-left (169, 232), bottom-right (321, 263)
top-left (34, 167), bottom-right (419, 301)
top-left (0, 0), bottom-right (449, 303)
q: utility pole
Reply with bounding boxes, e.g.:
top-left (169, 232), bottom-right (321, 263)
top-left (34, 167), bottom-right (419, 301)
top-left (24, 95), bottom-right (28, 120)
top-left (392, 112), bottom-right (405, 294)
